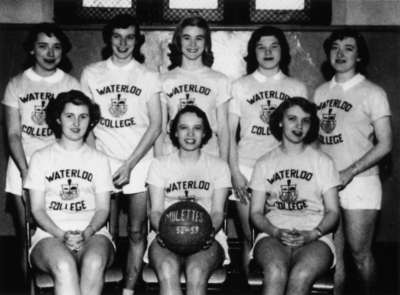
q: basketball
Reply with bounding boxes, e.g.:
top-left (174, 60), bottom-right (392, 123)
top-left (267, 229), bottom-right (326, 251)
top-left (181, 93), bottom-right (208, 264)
top-left (158, 200), bottom-right (213, 255)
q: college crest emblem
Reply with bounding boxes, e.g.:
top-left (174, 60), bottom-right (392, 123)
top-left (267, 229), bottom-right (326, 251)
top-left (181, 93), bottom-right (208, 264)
top-left (279, 180), bottom-right (298, 203)
top-left (260, 100), bottom-right (276, 124)
top-left (109, 94), bottom-right (127, 117)
top-left (60, 179), bottom-right (79, 201)
top-left (320, 108), bottom-right (336, 134)
top-left (31, 100), bottom-right (47, 125)
top-left (179, 93), bottom-right (196, 110)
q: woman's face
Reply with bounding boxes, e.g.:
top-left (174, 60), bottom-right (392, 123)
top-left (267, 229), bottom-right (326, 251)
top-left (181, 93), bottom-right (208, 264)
top-left (58, 103), bottom-right (90, 142)
top-left (180, 25), bottom-right (206, 62)
top-left (255, 35), bottom-right (281, 72)
top-left (32, 33), bottom-right (62, 76)
top-left (281, 105), bottom-right (311, 144)
top-left (111, 26), bottom-right (136, 63)
top-left (175, 112), bottom-right (205, 151)
top-left (329, 37), bottom-right (359, 75)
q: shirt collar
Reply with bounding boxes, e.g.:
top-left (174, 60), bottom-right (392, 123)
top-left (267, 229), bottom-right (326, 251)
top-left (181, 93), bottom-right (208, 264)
top-left (252, 70), bottom-right (284, 83)
top-left (106, 57), bottom-right (137, 71)
top-left (329, 73), bottom-right (365, 91)
top-left (25, 68), bottom-right (64, 83)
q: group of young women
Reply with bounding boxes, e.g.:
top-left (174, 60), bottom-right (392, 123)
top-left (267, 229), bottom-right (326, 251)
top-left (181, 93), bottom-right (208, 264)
top-left (2, 13), bottom-right (391, 295)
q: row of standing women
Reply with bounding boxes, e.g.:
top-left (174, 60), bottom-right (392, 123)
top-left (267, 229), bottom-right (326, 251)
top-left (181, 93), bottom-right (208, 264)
top-left (2, 14), bottom-right (392, 295)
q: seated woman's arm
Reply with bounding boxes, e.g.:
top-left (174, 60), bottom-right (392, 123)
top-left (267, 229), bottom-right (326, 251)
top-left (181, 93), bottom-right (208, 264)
top-left (82, 191), bottom-right (111, 240)
top-left (210, 187), bottom-right (229, 232)
top-left (250, 189), bottom-right (278, 237)
top-left (30, 189), bottom-right (65, 240)
top-left (149, 184), bottom-right (165, 232)
top-left (314, 186), bottom-right (340, 236)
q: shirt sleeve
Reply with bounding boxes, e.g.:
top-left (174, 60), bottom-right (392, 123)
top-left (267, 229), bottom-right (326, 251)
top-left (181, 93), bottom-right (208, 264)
top-left (318, 153), bottom-right (341, 194)
top-left (213, 160), bottom-right (232, 189)
top-left (145, 71), bottom-right (162, 102)
top-left (80, 67), bottom-right (93, 99)
top-left (2, 78), bottom-right (19, 108)
top-left (367, 86), bottom-right (391, 121)
top-left (24, 151), bottom-right (46, 191)
top-left (146, 158), bottom-right (165, 188)
top-left (93, 154), bottom-right (114, 194)
top-left (229, 81), bottom-right (241, 116)
top-left (249, 160), bottom-right (268, 192)
top-left (216, 74), bottom-right (231, 107)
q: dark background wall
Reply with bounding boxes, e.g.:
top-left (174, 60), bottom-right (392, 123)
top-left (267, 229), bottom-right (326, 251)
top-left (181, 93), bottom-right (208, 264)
top-left (0, 26), bottom-right (399, 243)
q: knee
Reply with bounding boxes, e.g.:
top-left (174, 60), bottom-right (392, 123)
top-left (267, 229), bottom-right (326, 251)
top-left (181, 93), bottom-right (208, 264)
top-left (82, 253), bottom-right (108, 275)
top-left (185, 263), bottom-right (208, 285)
top-left (350, 246), bottom-right (372, 265)
top-left (260, 261), bottom-right (288, 284)
top-left (289, 267), bottom-right (315, 287)
top-left (156, 258), bottom-right (180, 281)
top-left (52, 256), bottom-right (77, 280)
top-left (128, 229), bottom-right (145, 244)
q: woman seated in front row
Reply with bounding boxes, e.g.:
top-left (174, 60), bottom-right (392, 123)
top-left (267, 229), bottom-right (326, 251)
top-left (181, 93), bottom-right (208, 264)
top-left (250, 97), bottom-right (340, 295)
top-left (146, 105), bottom-right (231, 295)
top-left (24, 90), bottom-right (115, 295)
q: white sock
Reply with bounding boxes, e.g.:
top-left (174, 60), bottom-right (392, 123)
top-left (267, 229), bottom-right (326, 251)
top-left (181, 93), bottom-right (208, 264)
top-left (122, 288), bottom-right (134, 295)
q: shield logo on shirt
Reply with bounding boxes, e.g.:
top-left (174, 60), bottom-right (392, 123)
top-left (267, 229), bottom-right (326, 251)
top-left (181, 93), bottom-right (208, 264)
top-left (31, 100), bottom-right (47, 125)
top-left (279, 180), bottom-right (298, 203)
top-left (260, 100), bottom-right (276, 124)
top-left (60, 179), bottom-right (79, 201)
top-left (109, 94), bottom-right (127, 117)
top-left (320, 108), bottom-right (336, 134)
top-left (179, 93), bottom-right (196, 110)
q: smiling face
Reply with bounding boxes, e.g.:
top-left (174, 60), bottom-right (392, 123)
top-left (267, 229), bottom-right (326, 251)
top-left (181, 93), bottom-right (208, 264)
top-left (175, 112), bottom-right (205, 151)
top-left (281, 105), bottom-right (311, 145)
top-left (255, 35), bottom-right (281, 74)
top-left (180, 25), bottom-right (206, 63)
top-left (32, 33), bottom-right (62, 76)
top-left (330, 37), bottom-right (359, 77)
top-left (111, 26), bottom-right (136, 64)
top-left (58, 103), bottom-right (90, 143)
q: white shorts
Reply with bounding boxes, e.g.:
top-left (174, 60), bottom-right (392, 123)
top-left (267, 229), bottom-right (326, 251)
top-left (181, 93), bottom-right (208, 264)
top-left (5, 157), bottom-right (24, 196)
top-left (249, 232), bottom-right (336, 268)
top-left (229, 164), bottom-right (254, 201)
top-left (29, 226), bottom-right (115, 260)
top-left (144, 230), bottom-right (231, 266)
top-left (109, 157), bottom-right (152, 195)
top-left (339, 175), bottom-right (382, 210)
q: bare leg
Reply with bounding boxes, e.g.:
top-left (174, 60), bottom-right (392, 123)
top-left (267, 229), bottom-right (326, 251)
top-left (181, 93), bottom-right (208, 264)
top-left (124, 192), bottom-right (148, 291)
top-left (79, 235), bottom-right (115, 295)
top-left (31, 238), bottom-right (80, 295)
top-left (343, 209), bottom-right (378, 295)
top-left (253, 237), bottom-right (291, 295)
top-left (235, 200), bottom-right (252, 276)
top-left (286, 241), bottom-right (333, 295)
top-left (149, 240), bottom-right (183, 295)
top-left (185, 240), bottom-right (224, 295)
top-left (333, 216), bottom-right (345, 295)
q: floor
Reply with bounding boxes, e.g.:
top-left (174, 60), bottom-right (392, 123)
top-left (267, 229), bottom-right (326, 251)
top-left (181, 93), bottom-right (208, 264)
top-left (0, 236), bottom-right (398, 295)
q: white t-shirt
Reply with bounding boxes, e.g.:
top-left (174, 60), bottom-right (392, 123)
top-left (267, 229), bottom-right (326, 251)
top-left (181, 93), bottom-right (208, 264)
top-left (2, 68), bottom-right (80, 156)
top-left (161, 66), bottom-right (231, 157)
top-left (313, 74), bottom-right (391, 176)
top-left (80, 58), bottom-right (161, 162)
top-left (230, 70), bottom-right (308, 168)
top-left (24, 143), bottom-right (114, 231)
top-left (147, 152), bottom-right (231, 213)
top-left (250, 145), bottom-right (340, 230)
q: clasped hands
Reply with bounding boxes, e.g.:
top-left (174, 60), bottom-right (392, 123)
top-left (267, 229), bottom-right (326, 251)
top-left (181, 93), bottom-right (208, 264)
top-left (63, 226), bottom-right (95, 252)
top-left (273, 228), bottom-right (319, 247)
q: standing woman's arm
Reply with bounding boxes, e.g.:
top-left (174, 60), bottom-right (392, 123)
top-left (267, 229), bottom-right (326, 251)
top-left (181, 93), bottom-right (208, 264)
top-left (113, 93), bottom-right (162, 187)
top-left (148, 184), bottom-right (165, 232)
top-left (216, 102), bottom-right (230, 161)
top-left (339, 116), bottom-right (392, 186)
top-left (154, 99), bottom-right (168, 157)
top-left (5, 106), bottom-right (28, 182)
top-left (210, 187), bottom-right (229, 232)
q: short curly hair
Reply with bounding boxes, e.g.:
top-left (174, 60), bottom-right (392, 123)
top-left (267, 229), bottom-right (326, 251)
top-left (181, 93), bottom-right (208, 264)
top-left (46, 90), bottom-right (101, 139)
top-left (168, 16), bottom-right (214, 70)
top-left (245, 26), bottom-right (291, 75)
top-left (269, 97), bottom-right (319, 144)
top-left (322, 28), bottom-right (369, 77)
top-left (23, 23), bottom-right (72, 72)
top-left (102, 14), bottom-right (145, 63)
top-left (169, 105), bottom-right (212, 149)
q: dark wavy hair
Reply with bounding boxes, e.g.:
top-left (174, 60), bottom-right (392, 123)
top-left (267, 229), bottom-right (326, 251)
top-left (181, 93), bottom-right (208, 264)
top-left (245, 26), bottom-right (291, 75)
top-left (46, 90), bottom-right (101, 139)
top-left (23, 23), bottom-right (72, 72)
top-left (169, 105), bottom-right (212, 149)
top-left (269, 97), bottom-right (319, 144)
top-left (101, 14), bottom-right (145, 63)
top-left (321, 28), bottom-right (369, 79)
top-left (168, 16), bottom-right (214, 70)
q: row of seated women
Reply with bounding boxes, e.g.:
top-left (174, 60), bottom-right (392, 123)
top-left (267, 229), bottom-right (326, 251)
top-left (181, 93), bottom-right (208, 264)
top-left (2, 14), bottom-right (392, 295)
